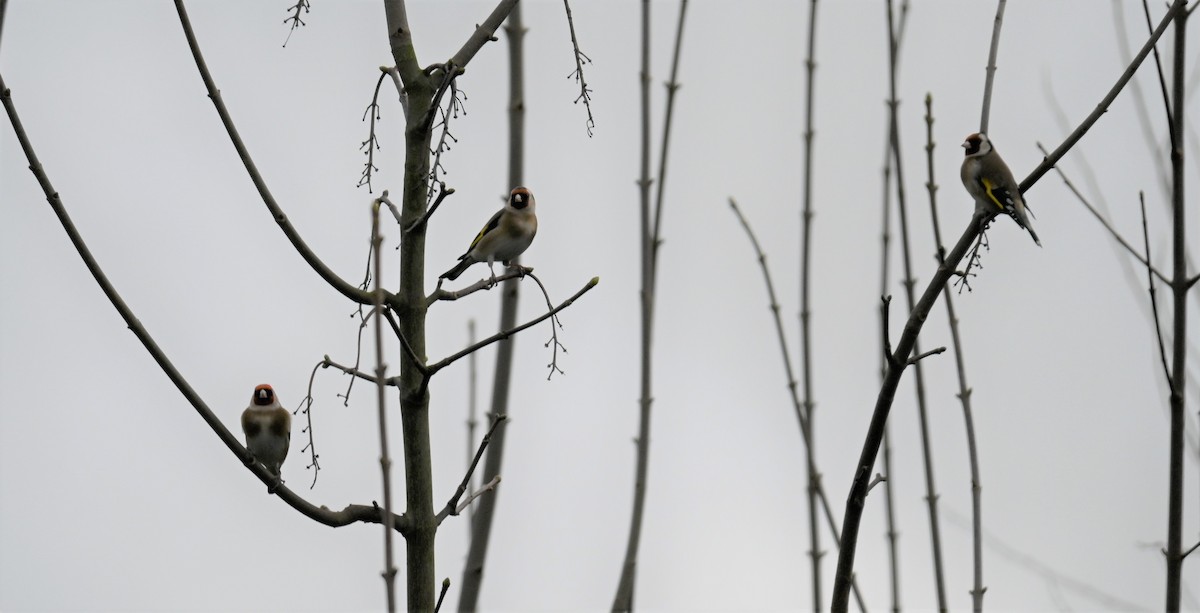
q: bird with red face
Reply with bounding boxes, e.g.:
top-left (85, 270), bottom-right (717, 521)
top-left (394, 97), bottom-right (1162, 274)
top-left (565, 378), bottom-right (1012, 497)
top-left (961, 132), bottom-right (1041, 246)
top-left (240, 384), bottom-right (291, 487)
top-left (440, 186), bottom-right (538, 283)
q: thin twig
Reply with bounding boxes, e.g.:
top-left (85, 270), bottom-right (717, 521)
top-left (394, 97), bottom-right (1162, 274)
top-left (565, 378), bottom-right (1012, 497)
top-left (404, 182), bottom-right (455, 233)
top-left (323, 355), bottom-right (386, 385)
top-left (526, 272), bottom-right (568, 379)
top-left (1184, 541), bottom-right (1200, 559)
top-left (340, 299), bottom-right (373, 406)
top-left (466, 319), bottom-right (478, 524)
top-left (878, 76), bottom-right (901, 613)
top-left (620, 14), bottom-right (653, 611)
top-left (907, 347), bottom-right (946, 365)
top-left (425, 77), bottom-right (465, 206)
top-left (0, 68), bottom-right (412, 536)
top-left (926, 93), bottom-right (986, 612)
top-left (297, 360), bottom-right (323, 489)
top-left (880, 295), bottom-right (894, 365)
top-left (434, 579), bottom-right (450, 613)
top-left (1142, 193), bottom-right (1174, 393)
top-left (437, 415), bottom-right (508, 524)
top-left (867, 473), bottom-right (887, 494)
top-left (885, 5), bottom-right (947, 606)
top-left (561, 0), bottom-right (595, 136)
top-left (380, 309), bottom-right (426, 375)
top-left (456, 475), bottom-right (501, 515)
top-left (357, 70), bottom-right (388, 193)
top-left (615, 1), bottom-right (689, 609)
top-left (798, 0), bottom-right (823, 608)
top-left (378, 190), bottom-right (403, 226)
top-left (649, 0), bottom-right (689, 273)
top-left (1142, 0), bottom-right (1177, 149)
top-left (979, 0), bottom-right (1007, 134)
top-left (282, 0), bottom-right (311, 48)
top-left (381, 65), bottom-right (408, 121)
top-left (370, 203), bottom-right (398, 613)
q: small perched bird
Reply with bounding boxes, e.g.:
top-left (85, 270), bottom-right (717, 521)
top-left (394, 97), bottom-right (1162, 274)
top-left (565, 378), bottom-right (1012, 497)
top-left (240, 384), bottom-right (291, 482)
top-left (961, 132), bottom-right (1041, 247)
top-left (440, 186), bottom-right (538, 283)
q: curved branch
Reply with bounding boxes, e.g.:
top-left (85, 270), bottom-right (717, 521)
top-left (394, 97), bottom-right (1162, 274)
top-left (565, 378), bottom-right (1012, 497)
top-left (173, 0), bottom-right (378, 306)
top-left (0, 70), bottom-right (411, 537)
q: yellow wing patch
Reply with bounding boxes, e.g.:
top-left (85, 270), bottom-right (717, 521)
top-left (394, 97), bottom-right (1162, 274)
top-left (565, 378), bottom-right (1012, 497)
top-left (468, 210), bottom-right (504, 251)
top-left (981, 177), bottom-right (1007, 211)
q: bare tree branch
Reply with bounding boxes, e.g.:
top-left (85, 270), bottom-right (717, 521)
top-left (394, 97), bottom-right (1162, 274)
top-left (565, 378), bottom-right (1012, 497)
top-left (926, 93), bottom-right (987, 612)
top-left (615, 2), bottom-right (689, 609)
top-left (404, 182), bottom-right (455, 233)
top-left (297, 360), bottom-right (324, 489)
top-left (884, 3), bottom-right (947, 606)
top-left (798, 0), bottom-right (823, 607)
top-left (562, 0), bottom-right (596, 136)
top-left (358, 70), bottom-right (389, 193)
top-left (369, 203), bottom-right (399, 612)
top-left (434, 579), bottom-right (451, 613)
top-left (456, 475), bottom-right (501, 515)
top-left (0, 69), bottom-right (413, 537)
top-left (174, 0), bottom-right (379, 306)
top-left (1140, 193), bottom-right (1174, 394)
top-left (1141, 0), bottom-right (1177, 148)
top-left (833, 4), bottom-right (1188, 610)
top-left (437, 415), bottom-right (508, 525)
top-left (282, 0), bottom-right (311, 47)
top-left (979, 0), bottom-right (1007, 134)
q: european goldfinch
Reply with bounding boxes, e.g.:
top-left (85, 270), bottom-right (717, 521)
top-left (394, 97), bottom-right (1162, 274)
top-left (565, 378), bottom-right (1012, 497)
top-left (240, 384), bottom-right (291, 480)
top-left (440, 186), bottom-right (538, 282)
top-left (961, 132), bottom-right (1041, 247)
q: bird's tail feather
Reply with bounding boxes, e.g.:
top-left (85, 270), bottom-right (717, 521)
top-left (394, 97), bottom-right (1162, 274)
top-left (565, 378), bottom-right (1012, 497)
top-left (440, 257), bottom-right (473, 281)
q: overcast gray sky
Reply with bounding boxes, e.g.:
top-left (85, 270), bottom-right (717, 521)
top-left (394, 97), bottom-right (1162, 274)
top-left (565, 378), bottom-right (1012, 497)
top-left (3, 1), bottom-right (1200, 611)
